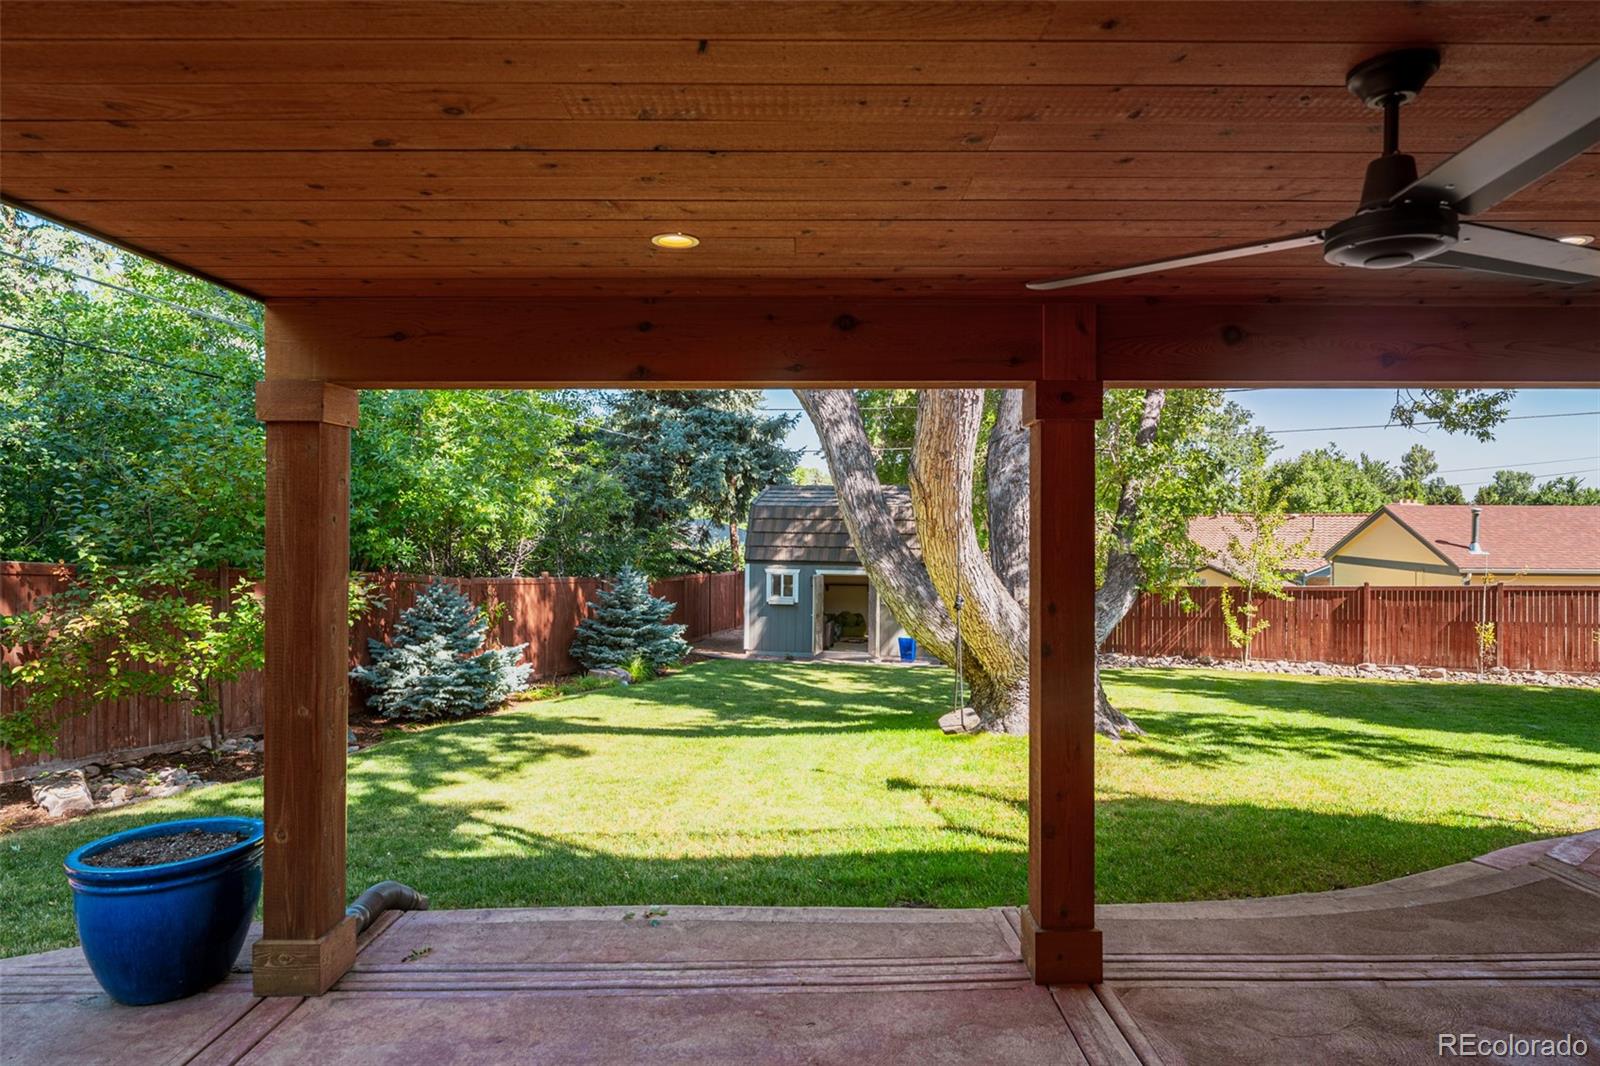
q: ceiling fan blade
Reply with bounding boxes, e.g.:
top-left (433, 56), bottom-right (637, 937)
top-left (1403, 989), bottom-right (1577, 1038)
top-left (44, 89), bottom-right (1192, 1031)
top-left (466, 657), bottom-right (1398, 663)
top-left (1419, 222), bottom-right (1600, 285)
top-left (1025, 232), bottom-right (1324, 291)
top-left (1392, 55), bottom-right (1600, 216)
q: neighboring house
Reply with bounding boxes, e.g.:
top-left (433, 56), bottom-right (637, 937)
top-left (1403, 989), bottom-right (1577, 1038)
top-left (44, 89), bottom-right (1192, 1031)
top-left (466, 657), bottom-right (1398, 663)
top-left (1188, 513), bottom-right (1366, 587)
top-left (744, 485), bottom-right (916, 659)
top-left (1324, 504), bottom-right (1600, 586)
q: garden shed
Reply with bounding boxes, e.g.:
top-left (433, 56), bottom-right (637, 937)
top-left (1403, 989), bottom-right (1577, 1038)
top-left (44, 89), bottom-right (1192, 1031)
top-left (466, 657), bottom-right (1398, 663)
top-left (743, 485), bottom-right (918, 660)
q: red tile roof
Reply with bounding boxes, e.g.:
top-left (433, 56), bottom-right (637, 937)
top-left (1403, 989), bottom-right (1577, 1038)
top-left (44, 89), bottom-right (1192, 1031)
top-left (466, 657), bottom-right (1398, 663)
top-left (1374, 504), bottom-right (1600, 574)
top-left (1188, 513), bottom-right (1367, 578)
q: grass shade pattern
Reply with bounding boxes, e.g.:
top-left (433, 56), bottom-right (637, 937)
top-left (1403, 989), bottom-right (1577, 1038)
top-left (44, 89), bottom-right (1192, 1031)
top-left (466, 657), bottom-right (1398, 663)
top-left (2, 660), bottom-right (1596, 958)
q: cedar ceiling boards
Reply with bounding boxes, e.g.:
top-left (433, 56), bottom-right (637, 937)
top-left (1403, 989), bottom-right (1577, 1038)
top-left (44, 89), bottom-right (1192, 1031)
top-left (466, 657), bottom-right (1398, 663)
top-left (2, 2), bottom-right (1598, 304)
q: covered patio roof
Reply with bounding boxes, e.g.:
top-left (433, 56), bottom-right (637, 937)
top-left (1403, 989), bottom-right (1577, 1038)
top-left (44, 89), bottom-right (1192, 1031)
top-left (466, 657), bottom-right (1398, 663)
top-left (2, 0), bottom-right (1598, 308)
top-left (2, 0), bottom-right (1596, 1028)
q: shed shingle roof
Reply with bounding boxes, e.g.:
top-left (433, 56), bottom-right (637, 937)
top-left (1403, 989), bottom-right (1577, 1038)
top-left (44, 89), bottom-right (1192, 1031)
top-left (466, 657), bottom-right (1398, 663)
top-left (746, 485), bottom-right (917, 564)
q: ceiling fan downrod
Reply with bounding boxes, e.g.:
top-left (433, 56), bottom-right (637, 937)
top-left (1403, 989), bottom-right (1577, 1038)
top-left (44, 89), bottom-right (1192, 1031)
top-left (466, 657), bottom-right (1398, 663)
top-left (1323, 48), bottom-right (1460, 270)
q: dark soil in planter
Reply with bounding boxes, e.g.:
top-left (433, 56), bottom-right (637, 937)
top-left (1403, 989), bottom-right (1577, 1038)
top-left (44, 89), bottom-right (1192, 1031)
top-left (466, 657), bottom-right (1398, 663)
top-left (83, 828), bottom-right (249, 868)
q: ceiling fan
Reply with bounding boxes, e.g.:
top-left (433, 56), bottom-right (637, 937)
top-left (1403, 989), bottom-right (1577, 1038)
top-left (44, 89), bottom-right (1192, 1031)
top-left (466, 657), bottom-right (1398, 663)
top-left (1027, 49), bottom-right (1600, 290)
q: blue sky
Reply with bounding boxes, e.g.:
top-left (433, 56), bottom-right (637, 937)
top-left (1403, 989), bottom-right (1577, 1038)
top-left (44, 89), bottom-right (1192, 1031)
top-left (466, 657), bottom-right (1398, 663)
top-left (761, 388), bottom-right (1600, 495)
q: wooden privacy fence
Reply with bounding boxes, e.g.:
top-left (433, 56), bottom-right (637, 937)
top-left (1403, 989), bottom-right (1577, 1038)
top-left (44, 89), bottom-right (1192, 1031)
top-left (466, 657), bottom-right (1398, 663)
top-left (1105, 584), bottom-right (1600, 674)
top-left (1, 562), bottom-right (742, 779)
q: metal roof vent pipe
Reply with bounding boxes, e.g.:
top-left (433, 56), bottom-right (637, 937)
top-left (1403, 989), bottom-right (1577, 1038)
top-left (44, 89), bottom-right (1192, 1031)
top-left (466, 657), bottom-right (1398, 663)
top-left (1469, 506), bottom-right (1485, 555)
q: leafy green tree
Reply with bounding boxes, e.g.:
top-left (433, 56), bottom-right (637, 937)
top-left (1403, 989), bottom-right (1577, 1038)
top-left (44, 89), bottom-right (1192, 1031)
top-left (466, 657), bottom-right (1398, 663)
top-left (798, 387), bottom-right (1269, 734)
top-left (1215, 478), bottom-right (1310, 664)
top-left (1263, 446), bottom-right (1394, 512)
top-left (1388, 388), bottom-right (1514, 441)
top-left (2, 211), bottom-right (685, 581)
top-left (570, 565), bottom-right (689, 676)
top-left (350, 389), bottom-right (609, 576)
top-left (607, 391), bottom-right (800, 567)
top-left (351, 581), bottom-right (531, 719)
top-left (1, 208), bottom-right (266, 568)
top-left (1474, 470), bottom-right (1600, 505)
top-left (523, 465), bottom-right (639, 578)
top-left (789, 466), bottom-right (832, 486)
top-left (1396, 444), bottom-right (1466, 504)
top-left (1, 558), bottom-right (383, 755)
top-left (0, 547), bottom-right (264, 754)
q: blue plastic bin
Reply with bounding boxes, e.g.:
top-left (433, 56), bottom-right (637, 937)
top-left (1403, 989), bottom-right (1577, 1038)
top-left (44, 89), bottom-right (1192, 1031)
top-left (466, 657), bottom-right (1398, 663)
top-left (898, 636), bottom-right (917, 662)
top-left (64, 816), bottom-right (264, 1005)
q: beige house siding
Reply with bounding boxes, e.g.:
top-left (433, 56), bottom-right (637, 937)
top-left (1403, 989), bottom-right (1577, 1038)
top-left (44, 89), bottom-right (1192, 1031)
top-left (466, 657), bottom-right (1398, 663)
top-left (1463, 571), bottom-right (1600, 586)
top-left (1192, 566), bottom-right (1240, 587)
top-left (1327, 512), bottom-right (1600, 587)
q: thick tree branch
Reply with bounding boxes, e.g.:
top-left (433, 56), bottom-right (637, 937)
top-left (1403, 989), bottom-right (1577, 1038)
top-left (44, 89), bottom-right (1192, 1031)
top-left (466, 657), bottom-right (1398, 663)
top-left (793, 389), bottom-right (959, 664)
top-left (910, 390), bottom-right (1028, 694)
top-left (985, 389), bottom-right (1030, 610)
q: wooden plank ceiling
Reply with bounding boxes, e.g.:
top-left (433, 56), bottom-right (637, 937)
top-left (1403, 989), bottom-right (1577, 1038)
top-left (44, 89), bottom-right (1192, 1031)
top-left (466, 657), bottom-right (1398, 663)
top-left (3, 1), bottom-right (1599, 304)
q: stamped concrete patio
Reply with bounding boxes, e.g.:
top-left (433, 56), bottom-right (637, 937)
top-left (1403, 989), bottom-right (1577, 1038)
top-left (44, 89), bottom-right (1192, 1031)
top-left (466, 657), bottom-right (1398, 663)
top-left (4, 831), bottom-right (1596, 1065)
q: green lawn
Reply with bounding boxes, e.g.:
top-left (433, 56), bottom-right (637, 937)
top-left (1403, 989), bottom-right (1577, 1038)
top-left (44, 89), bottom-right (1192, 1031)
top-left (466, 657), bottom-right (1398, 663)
top-left (3, 660), bottom-right (1596, 958)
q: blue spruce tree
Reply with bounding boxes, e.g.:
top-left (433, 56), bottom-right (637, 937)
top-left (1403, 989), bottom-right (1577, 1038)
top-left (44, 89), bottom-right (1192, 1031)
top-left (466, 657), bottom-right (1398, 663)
top-left (571, 565), bottom-right (689, 676)
top-left (352, 581), bottom-right (531, 719)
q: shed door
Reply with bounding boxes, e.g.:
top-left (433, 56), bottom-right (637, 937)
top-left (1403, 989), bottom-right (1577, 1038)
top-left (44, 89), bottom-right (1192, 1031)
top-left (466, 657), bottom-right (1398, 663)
top-left (867, 583), bottom-right (879, 659)
top-left (812, 572), bottom-right (826, 654)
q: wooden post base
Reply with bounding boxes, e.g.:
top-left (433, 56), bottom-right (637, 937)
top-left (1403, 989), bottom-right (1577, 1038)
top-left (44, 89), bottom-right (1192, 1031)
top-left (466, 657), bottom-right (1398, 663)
top-left (1020, 906), bottom-right (1103, 985)
top-left (252, 915), bottom-right (358, 996)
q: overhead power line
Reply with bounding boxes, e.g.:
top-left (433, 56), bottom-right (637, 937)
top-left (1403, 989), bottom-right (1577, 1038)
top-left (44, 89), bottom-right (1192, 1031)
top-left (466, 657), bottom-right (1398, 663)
top-left (0, 251), bottom-right (262, 336)
top-left (0, 321), bottom-right (233, 382)
top-left (1265, 410), bottom-right (1599, 436)
top-left (1436, 455), bottom-right (1599, 475)
top-left (1457, 467), bottom-right (1597, 489)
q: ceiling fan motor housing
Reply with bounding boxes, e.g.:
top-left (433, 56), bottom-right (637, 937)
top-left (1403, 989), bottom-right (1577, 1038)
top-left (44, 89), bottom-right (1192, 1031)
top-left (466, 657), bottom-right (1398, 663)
top-left (1323, 202), bottom-right (1459, 269)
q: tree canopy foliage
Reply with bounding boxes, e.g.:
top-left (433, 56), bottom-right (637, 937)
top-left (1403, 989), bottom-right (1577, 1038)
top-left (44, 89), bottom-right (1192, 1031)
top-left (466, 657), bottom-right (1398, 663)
top-left (1, 211), bottom-right (795, 579)
top-left (606, 390), bottom-right (800, 567)
top-left (1473, 470), bottom-right (1600, 505)
top-left (1, 209), bottom-right (266, 569)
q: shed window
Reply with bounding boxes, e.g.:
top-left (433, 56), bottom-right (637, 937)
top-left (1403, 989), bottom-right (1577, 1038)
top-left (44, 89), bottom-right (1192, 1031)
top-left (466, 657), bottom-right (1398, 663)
top-left (766, 567), bottom-right (799, 605)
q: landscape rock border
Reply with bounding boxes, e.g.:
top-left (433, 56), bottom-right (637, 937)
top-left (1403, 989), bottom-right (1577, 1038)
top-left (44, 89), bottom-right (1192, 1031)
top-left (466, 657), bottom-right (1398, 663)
top-left (29, 762), bottom-right (213, 818)
top-left (1099, 652), bottom-right (1598, 688)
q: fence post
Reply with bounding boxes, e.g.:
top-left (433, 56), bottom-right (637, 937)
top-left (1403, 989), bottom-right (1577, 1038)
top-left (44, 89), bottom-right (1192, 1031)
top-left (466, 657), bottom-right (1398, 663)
top-left (1360, 583), bottom-right (1373, 664)
top-left (1490, 582), bottom-right (1503, 671)
top-left (217, 564), bottom-right (230, 739)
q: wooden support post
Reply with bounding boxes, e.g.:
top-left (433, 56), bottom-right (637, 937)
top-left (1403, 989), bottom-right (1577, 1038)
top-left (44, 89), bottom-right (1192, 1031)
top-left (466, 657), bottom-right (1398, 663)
top-left (1020, 305), bottom-right (1103, 985)
top-left (1360, 583), bottom-right (1373, 664)
top-left (251, 380), bottom-right (360, 997)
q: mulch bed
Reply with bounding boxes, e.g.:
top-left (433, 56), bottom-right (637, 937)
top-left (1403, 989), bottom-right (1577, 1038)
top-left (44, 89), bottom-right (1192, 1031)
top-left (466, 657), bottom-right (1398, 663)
top-left (81, 827), bottom-right (249, 868)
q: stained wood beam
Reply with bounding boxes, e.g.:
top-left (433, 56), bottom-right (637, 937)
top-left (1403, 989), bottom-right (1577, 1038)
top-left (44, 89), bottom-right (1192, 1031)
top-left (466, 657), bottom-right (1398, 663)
top-left (266, 298), bottom-right (1598, 389)
top-left (266, 299), bottom-right (1044, 388)
top-left (1097, 303), bottom-right (1600, 387)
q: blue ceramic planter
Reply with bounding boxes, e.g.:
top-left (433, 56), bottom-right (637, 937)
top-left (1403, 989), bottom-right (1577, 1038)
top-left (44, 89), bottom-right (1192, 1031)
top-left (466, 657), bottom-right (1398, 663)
top-left (64, 816), bottom-right (264, 1006)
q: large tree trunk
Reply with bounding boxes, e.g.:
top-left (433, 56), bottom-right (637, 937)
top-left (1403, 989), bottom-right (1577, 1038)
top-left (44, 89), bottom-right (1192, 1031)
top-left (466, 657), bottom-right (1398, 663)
top-left (984, 388), bottom-right (1142, 738)
top-left (799, 387), bottom-right (1169, 739)
top-left (910, 390), bottom-right (1031, 732)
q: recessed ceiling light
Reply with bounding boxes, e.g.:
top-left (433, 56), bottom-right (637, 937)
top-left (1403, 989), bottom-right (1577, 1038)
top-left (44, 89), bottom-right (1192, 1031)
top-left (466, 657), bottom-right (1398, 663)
top-left (651, 232), bottom-right (700, 249)
top-left (1557, 234), bottom-right (1594, 246)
